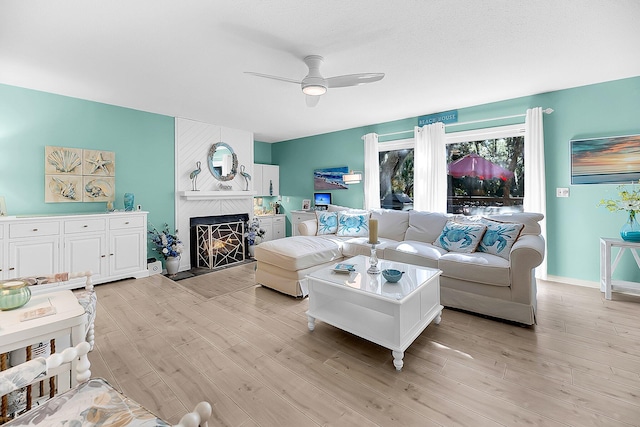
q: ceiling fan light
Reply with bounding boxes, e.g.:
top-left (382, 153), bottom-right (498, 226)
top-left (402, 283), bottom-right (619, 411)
top-left (302, 84), bottom-right (327, 96)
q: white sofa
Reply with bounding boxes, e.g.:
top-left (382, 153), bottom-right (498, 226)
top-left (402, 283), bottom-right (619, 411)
top-left (254, 208), bottom-right (545, 325)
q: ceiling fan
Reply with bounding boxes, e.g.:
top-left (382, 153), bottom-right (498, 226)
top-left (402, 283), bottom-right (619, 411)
top-left (245, 55), bottom-right (384, 107)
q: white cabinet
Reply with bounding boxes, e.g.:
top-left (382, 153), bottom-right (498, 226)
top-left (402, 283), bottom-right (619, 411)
top-left (255, 215), bottom-right (285, 242)
top-left (291, 210), bottom-right (317, 236)
top-left (253, 164), bottom-right (279, 196)
top-left (0, 212), bottom-right (148, 289)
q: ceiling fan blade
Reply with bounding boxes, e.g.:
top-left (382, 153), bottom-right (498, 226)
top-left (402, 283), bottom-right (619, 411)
top-left (326, 73), bottom-right (385, 88)
top-left (244, 71), bottom-right (301, 85)
top-left (306, 95), bottom-right (321, 107)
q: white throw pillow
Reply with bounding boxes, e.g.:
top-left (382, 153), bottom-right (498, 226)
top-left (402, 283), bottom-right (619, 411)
top-left (336, 212), bottom-right (370, 237)
top-left (477, 219), bottom-right (524, 259)
top-left (316, 211), bottom-right (338, 235)
top-left (433, 221), bottom-right (486, 253)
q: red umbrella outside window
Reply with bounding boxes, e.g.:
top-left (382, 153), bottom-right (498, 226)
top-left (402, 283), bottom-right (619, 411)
top-left (447, 153), bottom-right (514, 181)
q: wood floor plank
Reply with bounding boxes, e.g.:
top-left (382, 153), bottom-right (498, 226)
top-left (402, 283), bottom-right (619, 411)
top-left (91, 269), bottom-right (640, 426)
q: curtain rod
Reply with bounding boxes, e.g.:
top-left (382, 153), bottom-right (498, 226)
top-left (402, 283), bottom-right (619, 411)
top-left (374, 108), bottom-right (554, 139)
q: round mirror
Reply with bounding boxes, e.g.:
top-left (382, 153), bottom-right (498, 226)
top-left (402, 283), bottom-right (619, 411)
top-left (207, 142), bottom-right (238, 181)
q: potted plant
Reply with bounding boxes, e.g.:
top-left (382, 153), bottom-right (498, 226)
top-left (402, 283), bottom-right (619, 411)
top-left (599, 180), bottom-right (640, 242)
top-left (245, 218), bottom-right (266, 257)
top-left (148, 223), bottom-right (184, 275)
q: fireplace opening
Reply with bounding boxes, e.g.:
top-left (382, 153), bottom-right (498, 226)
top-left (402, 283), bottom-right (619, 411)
top-left (190, 214), bottom-right (249, 269)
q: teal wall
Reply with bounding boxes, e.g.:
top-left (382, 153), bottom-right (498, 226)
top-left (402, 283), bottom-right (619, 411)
top-left (254, 140), bottom-right (272, 164)
top-left (0, 84), bottom-right (175, 257)
top-left (3, 76), bottom-right (640, 285)
top-left (273, 76), bottom-right (640, 284)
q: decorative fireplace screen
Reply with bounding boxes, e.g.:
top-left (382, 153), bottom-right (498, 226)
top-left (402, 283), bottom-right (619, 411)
top-left (195, 221), bottom-right (245, 269)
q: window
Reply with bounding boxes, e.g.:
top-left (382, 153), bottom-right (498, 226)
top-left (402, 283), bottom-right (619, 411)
top-left (379, 138), bottom-right (414, 210)
top-left (378, 124), bottom-right (525, 213)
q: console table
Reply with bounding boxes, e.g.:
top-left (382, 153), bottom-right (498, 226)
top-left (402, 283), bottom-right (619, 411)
top-left (599, 237), bottom-right (640, 300)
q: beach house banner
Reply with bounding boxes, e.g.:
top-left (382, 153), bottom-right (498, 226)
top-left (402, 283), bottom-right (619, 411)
top-left (418, 110), bottom-right (458, 126)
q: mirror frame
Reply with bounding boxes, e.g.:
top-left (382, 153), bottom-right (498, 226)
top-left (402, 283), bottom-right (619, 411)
top-left (207, 142), bottom-right (238, 182)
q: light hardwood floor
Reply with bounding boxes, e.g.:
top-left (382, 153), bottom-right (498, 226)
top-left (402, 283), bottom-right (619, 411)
top-left (88, 263), bottom-right (640, 426)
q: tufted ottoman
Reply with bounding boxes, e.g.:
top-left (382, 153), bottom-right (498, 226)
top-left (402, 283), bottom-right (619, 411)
top-left (254, 235), bottom-right (345, 297)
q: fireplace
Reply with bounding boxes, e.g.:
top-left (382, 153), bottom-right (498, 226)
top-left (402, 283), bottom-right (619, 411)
top-left (190, 214), bottom-right (249, 269)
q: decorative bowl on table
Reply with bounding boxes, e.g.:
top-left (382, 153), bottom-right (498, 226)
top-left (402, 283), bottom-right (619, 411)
top-left (0, 280), bottom-right (31, 310)
top-left (382, 269), bottom-right (404, 283)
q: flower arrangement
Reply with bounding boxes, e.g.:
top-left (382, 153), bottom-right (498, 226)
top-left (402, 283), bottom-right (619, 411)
top-left (148, 223), bottom-right (184, 259)
top-left (598, 181), bottom-right (640, 221)
top-left (245, 218), bottom-right (266, 246)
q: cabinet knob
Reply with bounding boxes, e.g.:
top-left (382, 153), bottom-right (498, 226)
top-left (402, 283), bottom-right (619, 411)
top-left (101, 255), bottom-right (106, 258)
top-left (9, 267), bottom-right (15, 271)
top-left (125, 221), bottom-right (130, 224)
top-left (32, 228), bottom-right (38, 232)
top-left (110, 253), bottom-right (114, 256)
top-left (83, 225), bottom-right (88, 228)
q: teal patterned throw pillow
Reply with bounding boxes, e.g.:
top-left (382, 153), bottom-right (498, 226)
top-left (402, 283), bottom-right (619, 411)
top-left (336, 212), bottom-right (369, 237)
top-left (316, 211), bottom-right (338, 235)
top-left (434, 221), bottom-right (486, 253)
top-left (477, 220), bottom-right (524, 259)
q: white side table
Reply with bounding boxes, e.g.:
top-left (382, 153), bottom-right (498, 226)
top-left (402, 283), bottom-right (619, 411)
top-left (600, 237), bottom-right (640, 300)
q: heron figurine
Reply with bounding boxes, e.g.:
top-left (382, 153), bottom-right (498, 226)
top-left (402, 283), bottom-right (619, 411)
top-left (239, 164), bottom-right (251, 191)
top-left (190, 161), bottom-right (201, 191)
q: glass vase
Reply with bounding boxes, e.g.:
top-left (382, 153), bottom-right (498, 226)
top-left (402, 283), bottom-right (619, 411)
top-left (124, 193), bottom-right (134, 211)
top-left (620, 212), bottom-right (640, 242)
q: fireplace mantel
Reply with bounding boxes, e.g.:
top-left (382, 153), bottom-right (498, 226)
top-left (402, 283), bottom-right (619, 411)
top-left (178, 190), bottom-right (257, 201)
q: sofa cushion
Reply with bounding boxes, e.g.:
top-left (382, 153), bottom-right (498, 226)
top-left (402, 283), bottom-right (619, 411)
top-left (371, 209), bottom-right (410, 241)
top-left (383, 240), bottom-right (446, 269)
top-left (254, 236), bottom-right (342, 271)
top-left (341, 237), bottom-right (398, 258)
top-left (439, 251), bottom-right (510, 286)
top-left (433, 221), bottom-right (486, 253)
top-left (315, 211), bottom-right (338, 235)
top-left (477, 220), bottom-right (524, 259)
top-left (404, 211), bottom-right (451, 243)
top-left (486, 212), bottom-right (543, 235)
top-left (336, 211), bottom-right (370, 237)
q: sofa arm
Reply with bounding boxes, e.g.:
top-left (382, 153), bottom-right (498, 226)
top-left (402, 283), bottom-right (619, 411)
top-left (509, 234), bottom-right (545, 304)
top-left (298, 219), bottom-right (317, 236)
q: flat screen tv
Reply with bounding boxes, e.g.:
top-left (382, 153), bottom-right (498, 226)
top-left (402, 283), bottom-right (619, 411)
top-left (314, 192), bottom-right (331, 207)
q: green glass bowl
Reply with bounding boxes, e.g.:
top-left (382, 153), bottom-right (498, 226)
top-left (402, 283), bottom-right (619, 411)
top-left (0, 280), bottom-right (31, 310)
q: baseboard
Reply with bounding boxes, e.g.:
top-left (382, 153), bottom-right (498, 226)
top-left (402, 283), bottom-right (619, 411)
top-left (544, 274), bottom-right (599, 289)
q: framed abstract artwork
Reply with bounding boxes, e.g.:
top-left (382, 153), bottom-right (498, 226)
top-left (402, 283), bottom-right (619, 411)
top-left (570, 134), bottom-right (640, 184)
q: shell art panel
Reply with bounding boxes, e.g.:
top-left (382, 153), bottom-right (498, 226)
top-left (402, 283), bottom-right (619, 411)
top-left (82, 176), bottom-right (115, 202)
top-left (83, 149), bottom-right (115, 176)
top-left (45, 146), bottom-right (83, 175)
top-left (45, 175), bottom-right (83, 203)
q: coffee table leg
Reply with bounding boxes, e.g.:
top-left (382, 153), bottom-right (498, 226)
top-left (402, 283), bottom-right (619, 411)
top-left (392, 350), bottom-right (404, 371)
top-left (307, 315), bottom-right (316, 331)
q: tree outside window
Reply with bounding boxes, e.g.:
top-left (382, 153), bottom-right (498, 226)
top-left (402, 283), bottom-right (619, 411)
top-left (379, 148), bottom-right (414, 210)
top-left (446, 136), bottom-right (524, 214)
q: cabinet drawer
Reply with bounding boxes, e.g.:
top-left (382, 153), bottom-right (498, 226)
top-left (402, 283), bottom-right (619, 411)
top-left (273, 216), bottom-right (285, 224)
top-left (65, 218), bottom-right (106, 234)
top-left (10, 221), bottom-right (60, 238)
top-left (110, 215), bottom-right (145, 230)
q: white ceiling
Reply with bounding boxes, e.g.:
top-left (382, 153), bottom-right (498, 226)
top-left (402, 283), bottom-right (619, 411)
top-left (1, 0), bottom-right (639, 143)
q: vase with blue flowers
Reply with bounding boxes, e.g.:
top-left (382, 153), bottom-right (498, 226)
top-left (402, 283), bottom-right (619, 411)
top-left (245, 218), bottom-right (266, 257)
top-left (599, 181), bottom-right (640, 242)
top-left (148, 223), bottom-right (184, 275)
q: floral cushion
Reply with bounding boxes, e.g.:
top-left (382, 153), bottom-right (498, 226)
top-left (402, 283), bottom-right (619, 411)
top-left (316, 211), bottom-right (338, 235)
top-left (477, 219), bottom-right (524, 259)
top-left (433, 221), bottom-right (486, 253)
top-left (4, 378), bottom-right (170, 426)
top-left (336, 212), bottom-right (370, 237)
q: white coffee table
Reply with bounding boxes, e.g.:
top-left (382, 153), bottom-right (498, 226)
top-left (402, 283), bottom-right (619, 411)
top-left (306, 255), bottom-right (442, 371)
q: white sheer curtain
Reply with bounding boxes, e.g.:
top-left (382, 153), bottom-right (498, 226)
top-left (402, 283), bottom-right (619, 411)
top-left (524, 107), bottom-right (547, 279)
top-left (363, 132), bottom-right (381, 210)
top-left (414, 123), bottom-right (447, 212)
